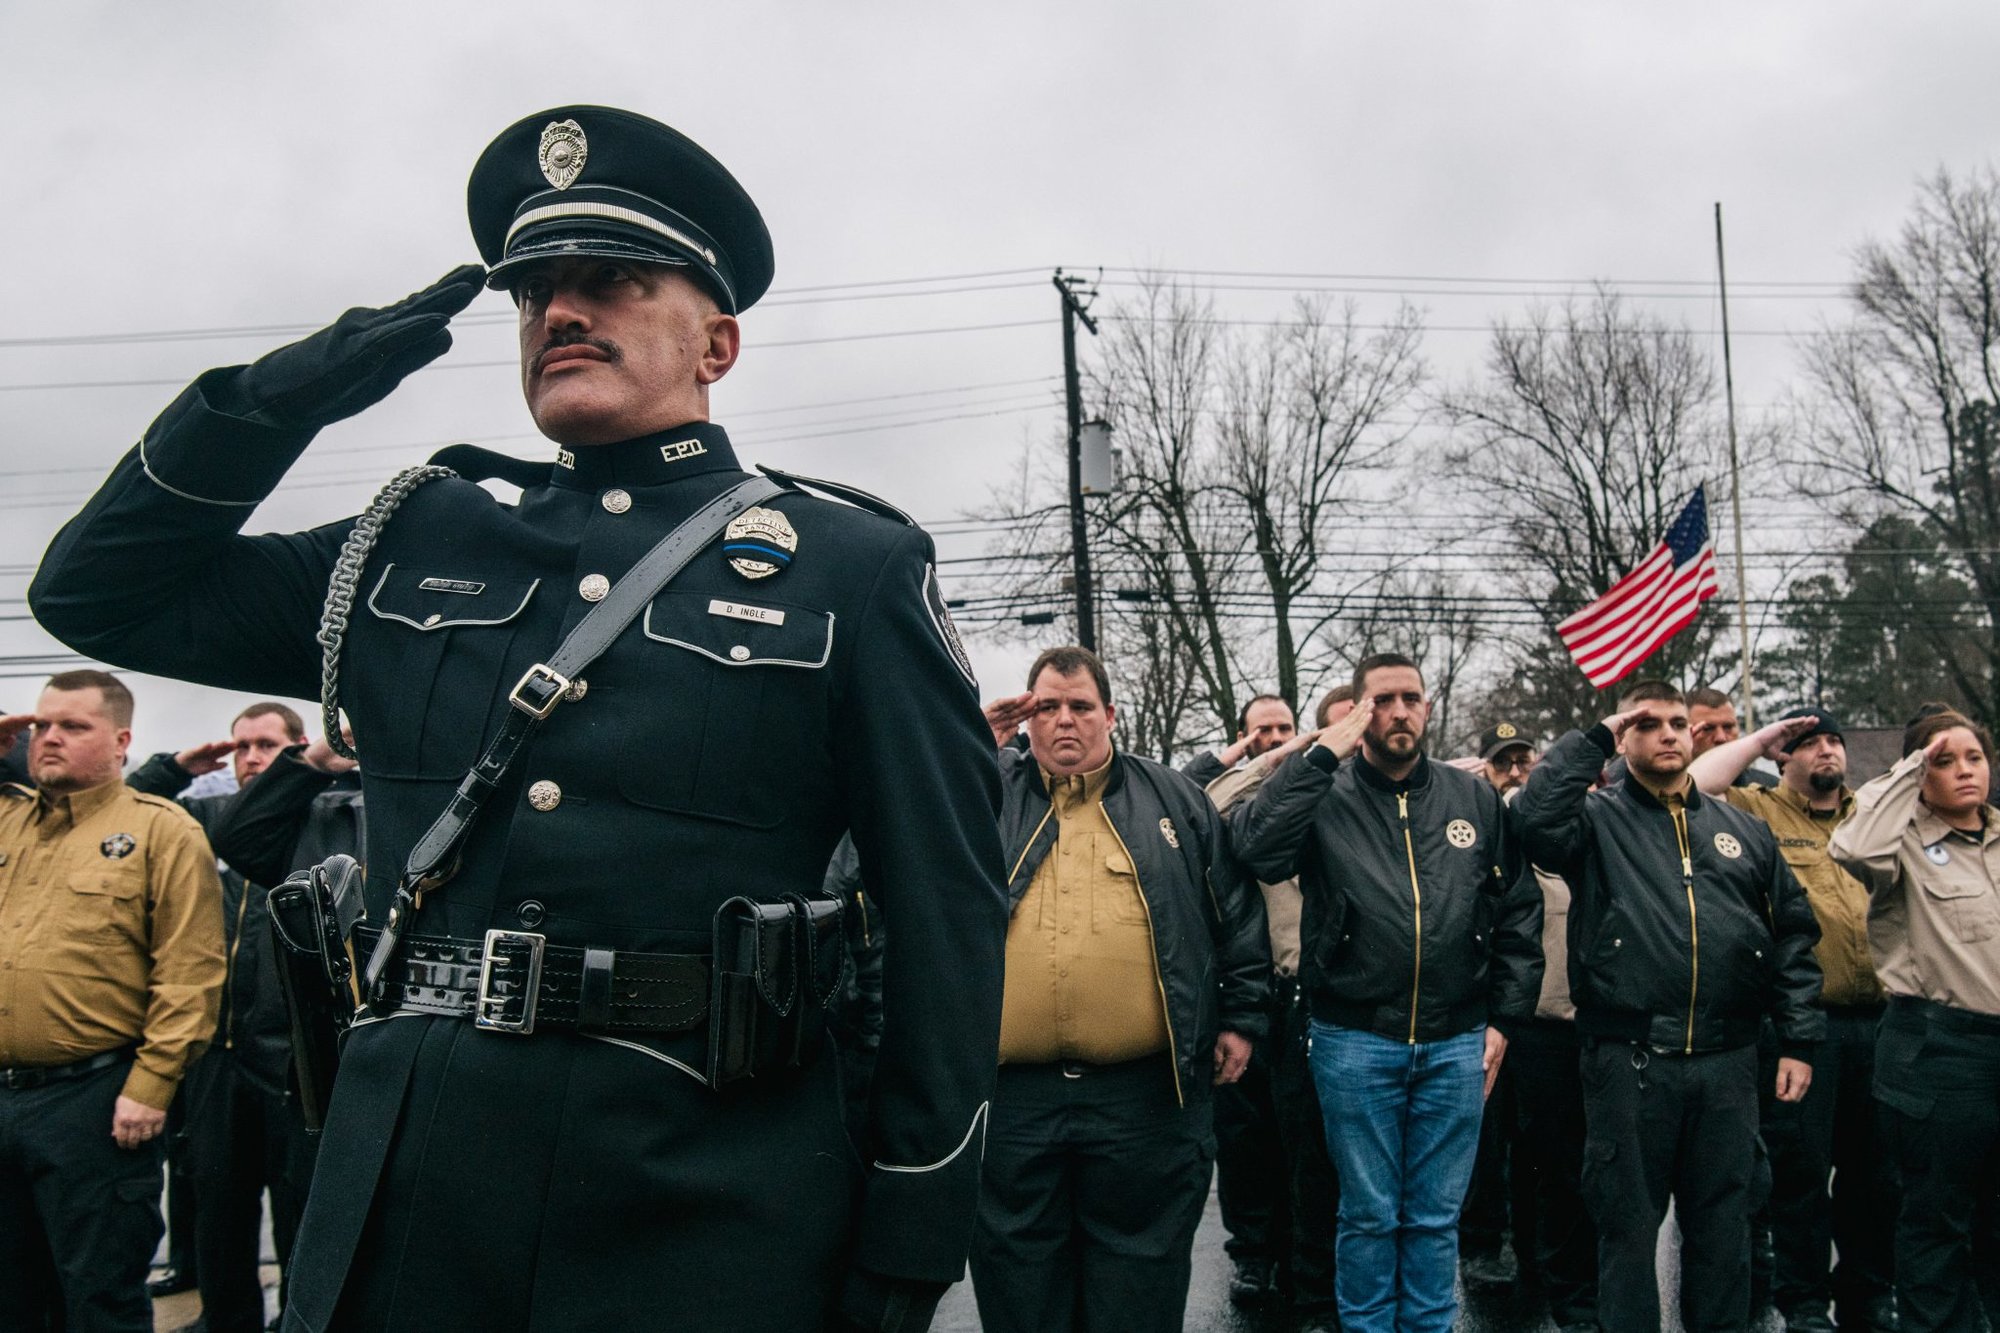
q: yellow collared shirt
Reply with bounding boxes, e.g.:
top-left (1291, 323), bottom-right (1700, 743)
top-left (0, 777), bottom-right (225, 1108)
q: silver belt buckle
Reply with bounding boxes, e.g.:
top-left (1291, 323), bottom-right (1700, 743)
top-left (475, 929), bottom-right (546, 1034)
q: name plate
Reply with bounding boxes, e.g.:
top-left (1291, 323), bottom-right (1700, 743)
top-left (709, 599), bottom-right (786, 626)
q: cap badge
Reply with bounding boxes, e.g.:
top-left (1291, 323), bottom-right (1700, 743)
top-left (1926, 842), bottom-right (1952, 866)
top-left (724, 506), bottom-right (798, 580)
top-left (538, 119), bottom-right (588, 190)
top-left (1446, 819), bottom-right (1476, 850)
top-left (101, 833), bottom-right (136, 860)
top-left (1159, 818), bottom-right (1180, 850)
top-left (1714, 832), bottom-right (1743, 859)
top-left (1495, 722), bottom-right (1517, 739)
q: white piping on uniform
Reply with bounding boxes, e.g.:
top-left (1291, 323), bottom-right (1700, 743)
top-left (873, 1102), bottom-right (989, 1174)
top-left (507, 202), bottom-right (718, 267)
top-left (139, 436), bottom-right (258, 507)
top-left (347, 1009), bottom-right (428, 1031)
top-left (584, 1033), bottom-right (709, 1087)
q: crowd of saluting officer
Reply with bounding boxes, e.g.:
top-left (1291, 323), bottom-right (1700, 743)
top-left (6, 101), bottom-right (2000, 1333)
top-left (7, 654), bottom-right (2000, 1333)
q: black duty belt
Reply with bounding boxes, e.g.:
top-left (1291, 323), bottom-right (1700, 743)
top-left (0, 1046), bottom-right (131, 1090)
top-left (354, 926), bottom-right (707, 1037)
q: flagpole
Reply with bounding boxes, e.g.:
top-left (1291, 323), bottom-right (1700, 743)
top-left (1715, 202), bottom-right (1756, 727)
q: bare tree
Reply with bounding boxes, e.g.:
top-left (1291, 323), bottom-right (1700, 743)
top-left (1795, 166), bottom-right (2000, 729)
top-left (1438, 289), bottom-right (1735, 733)
top-left (966, 277), bottom-right (1429, 748)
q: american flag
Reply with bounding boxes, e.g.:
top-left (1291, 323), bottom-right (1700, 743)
top-left (1558, 487), bottom-right (1721, 688)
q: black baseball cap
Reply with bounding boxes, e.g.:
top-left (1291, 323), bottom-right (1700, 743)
top-left (1478, 722), bottom-right (1534, 762)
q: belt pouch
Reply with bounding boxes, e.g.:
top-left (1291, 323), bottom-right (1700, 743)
top-left (706, 894), bottom-right (846, 1086)
top-left (266, 857), bottom-right (363, 1130)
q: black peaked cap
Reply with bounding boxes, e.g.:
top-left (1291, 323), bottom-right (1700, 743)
top-left (468, 105), bottom-right (774, 314)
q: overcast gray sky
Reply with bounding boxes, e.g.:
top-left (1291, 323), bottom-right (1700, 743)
top-left (3, 1), bottom-right (1995, 757)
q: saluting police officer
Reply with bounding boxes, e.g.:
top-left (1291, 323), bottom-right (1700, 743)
top-left (30, 106), bottom-right (1008, 1333)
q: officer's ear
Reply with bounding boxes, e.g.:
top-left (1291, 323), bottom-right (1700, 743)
top-left (696, 310), bottom-right (740, 386)
top-left (1103, 701), bottom-right (1116, 733)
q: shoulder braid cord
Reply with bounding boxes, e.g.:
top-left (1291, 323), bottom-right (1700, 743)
top-left (317, 465), bottom-right (458, 760)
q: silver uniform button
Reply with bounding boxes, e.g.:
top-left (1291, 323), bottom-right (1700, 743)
top-left (601, 489), bottom-right (632, 514)
top-left (527, 780), bottom-right (562, 812)
top-left (729, 645), bottom-right (751, 661)
top-left (564, 678), bottom-right (589, 703)
top-left (579, 574), bottom-right (610, 602)
top-left (423, 613), bottom-right (442, 627)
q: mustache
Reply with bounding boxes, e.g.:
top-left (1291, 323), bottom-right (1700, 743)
top-left (533, 332), bottom-right (621, 373)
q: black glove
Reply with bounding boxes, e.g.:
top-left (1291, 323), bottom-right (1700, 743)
top-left (226, 264), bottom-right (487, 430)
top-left (836, 1268), bottom-right (948, 1333)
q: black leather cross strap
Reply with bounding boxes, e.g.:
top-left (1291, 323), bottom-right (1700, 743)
top-left (355, 927), bottom-right (707, 1034)
top-left (361, 473), bottom-right (787, 991)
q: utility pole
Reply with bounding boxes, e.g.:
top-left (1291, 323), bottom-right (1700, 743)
top-left (1055, 269), bottom-right (1101, 650)
top-left (1714, 203), bottom-right (1756, 727)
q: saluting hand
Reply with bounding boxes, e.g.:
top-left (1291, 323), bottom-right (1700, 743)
top-left (233, 264), bottom-right (488, 431)
top-left (1753, 715), bottom-right (1821, 763)
top-left (981, 693), bottom-right (1037, 749)
top-left (1261, 726), bottom-right (1322, 770)
top-left (1318, 698), bottom-right (1373, 762)
top-left (0, 712), bottom-right (33, 753)
top-left (173, 738), bottom-right (235, 776)
top-left (303, 727), bottom-right (359, 774)
top-left (1597, 708), bottom-right (1647, 745)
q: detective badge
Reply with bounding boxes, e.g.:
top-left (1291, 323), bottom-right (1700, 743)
top-left (1446, 819), bottom-right (1477, 849)
top-left (1926, 841), bottom-right (1952, 866)
top-left (723, 507), bottom-right (798, 580)
top-left (538, 119), bottom-right (588, 190)
top-left (1159, 818), bottom-right (1180, 850)
top-left (101, 833), bottom-right (136, 860)
top-left (1714, 832), bottom-right (1743, 859)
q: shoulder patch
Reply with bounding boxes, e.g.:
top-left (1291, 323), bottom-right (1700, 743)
top-left (756, 465), bottom-right (916, 526)
top-left (923, 564), bottom-right (978, 690)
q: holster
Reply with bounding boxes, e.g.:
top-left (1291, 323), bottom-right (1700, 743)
top-left (706, 893), bottom-right (845, 1087)
top-left (266, 855), bottom-right (366, 1131)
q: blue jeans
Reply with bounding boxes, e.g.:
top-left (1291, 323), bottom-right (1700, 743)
top-left (1309, 1021), bottom-right (1486, 1333)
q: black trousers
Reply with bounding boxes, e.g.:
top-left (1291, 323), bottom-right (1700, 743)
top-left (0, 1058), bottom-right (165, 1333)
top-left (1581, 1040), bottom-right (1760, 1333)
top-left (1214, 974), bottom-right (1339, 1317)
top-left (1214, 1028), bottom-right (1283, 1266)
top-left (1274, 980), bottom-right (1340, 1318)
top-left (1875, 997), bottom-right (2000, 1333)
top-left (970, 1055), bottom-right (1212, 1333)
top-left (1762, 1005), bottom-right (1895, 1322)
top-left (1509, 1020), bottom-right (1598, 1327)
top-left (187, 1051), bottom-right (319, 1333)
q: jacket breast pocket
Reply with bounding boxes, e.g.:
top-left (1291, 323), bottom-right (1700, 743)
top-left (1919, 871), bottom-right (1999, 944)
top-left (613, 590), bottom-right (836, 828)
top-left (358, 564), bottom-right (540, 778)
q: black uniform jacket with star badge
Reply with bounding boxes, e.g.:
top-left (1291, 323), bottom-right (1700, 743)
top-left (30, 371), bottom-right (1009, 1326)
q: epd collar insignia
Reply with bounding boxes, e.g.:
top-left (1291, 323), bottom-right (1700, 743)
top-left (724, 506), bottom-right (798, 580)
top-left (538, 120), bottom-right (588, 190)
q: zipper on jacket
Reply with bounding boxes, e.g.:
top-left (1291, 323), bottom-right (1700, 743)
top-left (1672, 800), bottom-right (1698, 1054)
top-left (1006, 804), bottom-right (1057, 888)
top-left (224, 884), bottom-right (249, 1050)
top-left (1399, 792), bottom-right (1422, 1045)
top-left (1102, 803), bottom-right (1185, 1107)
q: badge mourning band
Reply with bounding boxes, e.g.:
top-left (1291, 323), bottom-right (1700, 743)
top-left (539, 119), bottom-right (587, 190)
top-left (723, 506), bottom-right (798, 580)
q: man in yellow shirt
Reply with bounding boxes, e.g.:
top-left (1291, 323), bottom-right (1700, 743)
top-left (0, 671), bottom-right (225, 1332)
top-left (975, 646), bottom-right (1270, 1333)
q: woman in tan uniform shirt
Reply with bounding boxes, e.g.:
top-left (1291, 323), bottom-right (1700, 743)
top-left (1831, 710), bottom-right (2000, 1333)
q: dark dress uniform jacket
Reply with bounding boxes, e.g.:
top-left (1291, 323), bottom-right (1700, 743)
top-left (30, 375), bottom-right (1009, 1331)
